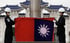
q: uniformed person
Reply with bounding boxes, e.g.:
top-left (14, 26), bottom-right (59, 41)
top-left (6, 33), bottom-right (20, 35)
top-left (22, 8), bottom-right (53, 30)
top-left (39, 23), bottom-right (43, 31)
top-left (55, 8), bottom-right (66, 43)
top-left (4, 7), bottom-right (15, 43)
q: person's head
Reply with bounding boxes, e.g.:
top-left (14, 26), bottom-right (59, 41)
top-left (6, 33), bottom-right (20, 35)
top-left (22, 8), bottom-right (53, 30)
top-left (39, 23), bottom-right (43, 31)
top-left (59, 12), bottom-right (64, 16)
top-left (5, 12), bottom-right (10, 16)
top-left (58, 8), bottom-right (65, 16)
top-left (4, 7), bottom-right (11, 16)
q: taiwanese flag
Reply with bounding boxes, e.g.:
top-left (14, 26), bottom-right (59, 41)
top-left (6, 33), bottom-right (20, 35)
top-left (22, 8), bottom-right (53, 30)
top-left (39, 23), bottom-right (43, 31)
top-left (15, 18), bottom-right (54, 42)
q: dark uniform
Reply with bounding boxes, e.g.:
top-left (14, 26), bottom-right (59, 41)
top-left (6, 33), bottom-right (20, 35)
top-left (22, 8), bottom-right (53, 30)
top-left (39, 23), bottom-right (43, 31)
top-left (4, 16), bottom-right (14, 43)
top-left (56, 15), bottom-right (66, 43)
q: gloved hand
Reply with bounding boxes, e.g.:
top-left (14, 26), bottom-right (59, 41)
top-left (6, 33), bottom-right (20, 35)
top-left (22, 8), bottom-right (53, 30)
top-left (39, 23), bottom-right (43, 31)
top-left (53, 20), bottom-right (56, 23)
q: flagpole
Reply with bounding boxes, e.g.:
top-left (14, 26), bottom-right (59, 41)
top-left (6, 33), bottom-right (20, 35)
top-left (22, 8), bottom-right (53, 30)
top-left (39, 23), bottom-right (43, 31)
top-left (30, 0), bottom-right (41, 18)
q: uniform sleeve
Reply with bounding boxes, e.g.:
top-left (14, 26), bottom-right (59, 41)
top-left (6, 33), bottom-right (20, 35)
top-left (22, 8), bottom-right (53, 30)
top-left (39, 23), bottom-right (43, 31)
top-left (9, 17), bottom-right (15, 25)
top-left (56, 17), bottom-right (65, 26)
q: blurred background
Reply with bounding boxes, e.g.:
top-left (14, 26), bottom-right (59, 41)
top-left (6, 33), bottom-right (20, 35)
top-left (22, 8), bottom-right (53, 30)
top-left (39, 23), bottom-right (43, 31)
top-left (0, 0), bottom-right (70, 43)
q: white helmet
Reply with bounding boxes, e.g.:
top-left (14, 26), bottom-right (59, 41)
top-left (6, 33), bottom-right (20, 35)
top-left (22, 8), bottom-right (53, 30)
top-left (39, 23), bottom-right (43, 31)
top-left (58, 8), bottom-right (65, 12)
top-left (5, 7), bottom-right (11, 12)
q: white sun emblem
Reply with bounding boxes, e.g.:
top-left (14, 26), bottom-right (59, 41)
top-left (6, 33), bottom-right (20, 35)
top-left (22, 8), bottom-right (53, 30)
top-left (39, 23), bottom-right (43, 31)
top-left (38, 24), bottom-right (50, 37)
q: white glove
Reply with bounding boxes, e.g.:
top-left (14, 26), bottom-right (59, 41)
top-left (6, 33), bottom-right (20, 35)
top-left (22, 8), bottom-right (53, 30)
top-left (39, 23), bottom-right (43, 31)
top-left (53, 20), bottom-right (56, 23)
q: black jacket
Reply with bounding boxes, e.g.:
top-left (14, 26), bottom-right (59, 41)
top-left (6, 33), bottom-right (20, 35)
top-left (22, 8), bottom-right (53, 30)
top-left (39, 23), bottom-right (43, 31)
top-left (56, 15), bottom-right (65, 36)
top-left (56, 15), bottom-right (65, 27)
top-left (5, 16), bottom-right (14, 27)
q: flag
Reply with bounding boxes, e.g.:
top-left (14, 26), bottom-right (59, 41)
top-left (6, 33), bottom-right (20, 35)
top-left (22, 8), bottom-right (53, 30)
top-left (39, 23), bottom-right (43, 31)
top-left (35, 19), bottom-right (54, 41)
top-left (15, 18), bottom-right (54, 42)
